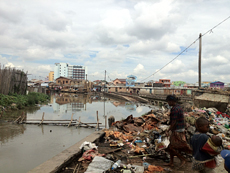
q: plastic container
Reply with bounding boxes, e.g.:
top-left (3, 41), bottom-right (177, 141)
top-left (111, 160), bottom-right (121, 170)
top-left (134, 140), bottom-right (143, 143)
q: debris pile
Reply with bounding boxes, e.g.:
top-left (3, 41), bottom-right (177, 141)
top-left (68, 105), bottom-right (230, 173)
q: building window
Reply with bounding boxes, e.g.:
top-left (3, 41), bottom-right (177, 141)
top-left (66, 81), bottom-right (68, 83)
top-left (58, 80), bottom-right (60, 83)
top-left (119, 87), bottom-right (122, 89)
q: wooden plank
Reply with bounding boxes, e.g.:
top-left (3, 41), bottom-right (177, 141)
top-left (26, 119), bottom-right (78, 121)
top-left (68, 113), bottom-right (74, 127)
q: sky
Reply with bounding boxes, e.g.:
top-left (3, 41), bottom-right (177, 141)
top-left (0, 0), bottom-right (230, 83)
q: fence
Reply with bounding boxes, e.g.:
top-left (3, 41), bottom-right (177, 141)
top-left (0, 65), bottom-right (27, 95)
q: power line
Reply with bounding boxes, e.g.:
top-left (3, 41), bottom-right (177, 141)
top-left (140, 15), bottom-right (230, 82)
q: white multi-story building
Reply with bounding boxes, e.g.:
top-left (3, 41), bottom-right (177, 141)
top-left (54, 63), bottom-right (87, 81)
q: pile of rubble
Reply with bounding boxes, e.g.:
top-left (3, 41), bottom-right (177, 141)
top-left (74, 106), bottom-right (230, 173)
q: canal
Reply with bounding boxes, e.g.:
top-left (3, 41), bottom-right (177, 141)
top-left (0, 93), bottom-right (153, 173)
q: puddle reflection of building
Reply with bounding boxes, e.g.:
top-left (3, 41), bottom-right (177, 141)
top-left (111, 100), bottom-right (136, 111)
top-left (52, 94), bottom-right (92, 113)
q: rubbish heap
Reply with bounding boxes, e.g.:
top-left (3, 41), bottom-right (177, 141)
top-left (76, 105), bottom-right (230, 173)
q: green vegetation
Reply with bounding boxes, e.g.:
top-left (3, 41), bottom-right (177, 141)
top-left (0, 92), bottom-right (50, 109)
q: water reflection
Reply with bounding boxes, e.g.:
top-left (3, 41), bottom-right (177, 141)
top-left (0, 93), bottom-right (153, 173)
top-left (0, 123), bottom-right (26, 144)
top-left (52, 93), bottom-right (143, 114)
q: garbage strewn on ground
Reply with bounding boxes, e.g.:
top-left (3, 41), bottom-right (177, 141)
top-left (66, 105), bottom-right (230, 173)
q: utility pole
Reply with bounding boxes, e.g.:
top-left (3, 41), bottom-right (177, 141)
top-left (86, 74), bottom-right (87, 81)
top-left (104, 70), bottom-right (106, 81)
top-left (104, 70), bottom-right (106, 128)
top-left (198, 33), bottom-right (202, 88)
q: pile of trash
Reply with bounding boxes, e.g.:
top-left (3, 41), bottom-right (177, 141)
top-left (75, 106), bottom-right (230, 173)
top-left (185, 107), bottom-right (230, 149)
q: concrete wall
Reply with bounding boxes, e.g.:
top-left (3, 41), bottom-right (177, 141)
top-left (108, 87), bottom-right (193, 96)
top-left (193, 92), bottom-right (229, 112)
top-left (27, 87), bottom-right (47, 94)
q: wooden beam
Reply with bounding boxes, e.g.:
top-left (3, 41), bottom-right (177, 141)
top-left (14, 116), bottom-right (21, 123)
top-left (14, 112), bottom-right (24, 123)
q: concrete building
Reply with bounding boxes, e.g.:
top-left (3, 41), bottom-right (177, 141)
top-left (159, 79), bottom-right (171, 87)
top-left (49, 71), bottom-right (54, 82)
top-left (54, 63), bottom-right (87, 81)
top-left (68, 65), bottom-right (87, 80)
top-left (210, 81), bottom-right (224, 89)
top-left (54, 63), bottom-right (69, 80)
top-left (113, 78), bottom-right (126, 85)
top-left (172, 81), bottom-right (186, 87)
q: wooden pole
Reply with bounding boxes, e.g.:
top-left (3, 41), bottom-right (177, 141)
top-left (68, 113), bottom-right (74, 127)
top-left (105, 115), bottom-right (107, 129)
top-left (77, 117), bottom-right (81, 127)
top-left (198, 33), bottom-right (202, 88)
top-left (20, 113), bottom-right (26, 124)
top-left (39, 112), bottom-right (45, 125)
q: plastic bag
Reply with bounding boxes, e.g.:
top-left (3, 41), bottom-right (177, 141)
top-left (79, 141), bottom-right (97, 151)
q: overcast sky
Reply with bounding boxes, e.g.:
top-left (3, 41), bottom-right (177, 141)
top-left (0, 0), bottom-right (229, 83)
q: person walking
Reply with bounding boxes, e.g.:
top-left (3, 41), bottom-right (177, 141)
top-left (165, 95), bottom-right (192, 167)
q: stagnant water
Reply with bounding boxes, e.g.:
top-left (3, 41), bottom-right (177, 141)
top-left (0, 93), bottom-right (153, 173)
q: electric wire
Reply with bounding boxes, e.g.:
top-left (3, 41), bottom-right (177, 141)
top-left (140, 15), bottom-right (230, 82)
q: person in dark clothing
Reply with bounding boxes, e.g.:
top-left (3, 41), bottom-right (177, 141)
top-left (165, 95), bottom-right (192, 167)
top-left (191, 117), bottom-right (216, 173)
top-left (221, 150), bottom-right (230, 172)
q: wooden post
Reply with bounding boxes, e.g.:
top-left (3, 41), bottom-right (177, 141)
top-left (198, 33), bottom-right (202, 88)
top-left (96, 111), bottom-right (99, 130)
top-left (76, 117), bottom-right (81, 127)
top-left (68, 113), bottom-right (74, 127)
top-left (20, 112), bottom-right (26, 123)
top-left (39, 112), bottom-right (45, 125)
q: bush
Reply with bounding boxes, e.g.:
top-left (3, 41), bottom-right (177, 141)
top-left (0, 92), bottom-right (50, 109)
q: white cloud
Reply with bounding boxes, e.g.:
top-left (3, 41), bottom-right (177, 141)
top-left (0, 0), bottom-right (229, 83)
top-left (134, 64), bottom-right (145, 74)
top-left (5, 62), bottom-right (15, 68)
